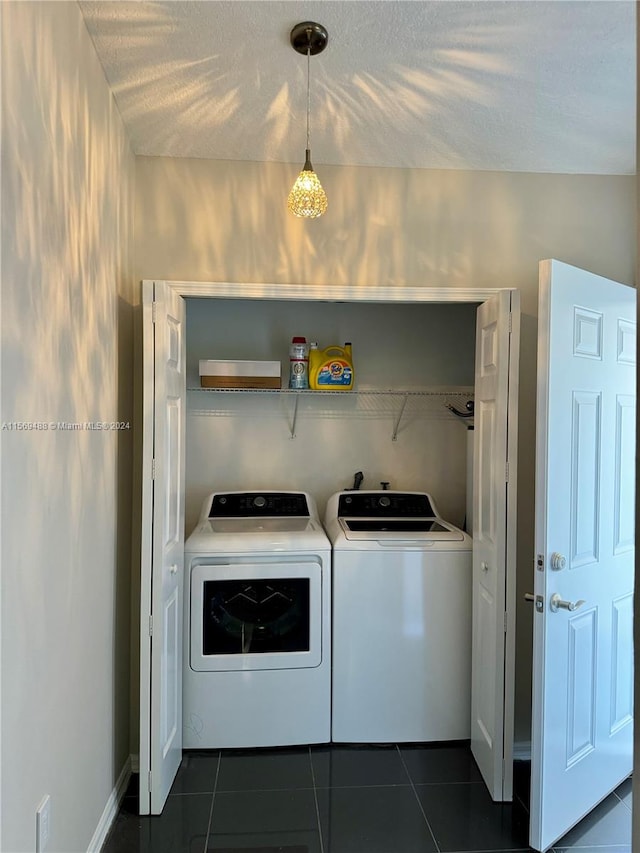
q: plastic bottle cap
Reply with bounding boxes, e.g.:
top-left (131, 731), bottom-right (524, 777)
top-left (292, 336), bottom-right (306, 343)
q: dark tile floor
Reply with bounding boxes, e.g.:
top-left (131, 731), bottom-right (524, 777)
top-left (102, 744), bottom-right (632, 853)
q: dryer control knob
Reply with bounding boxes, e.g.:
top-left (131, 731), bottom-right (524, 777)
top-left (379, 496), bottom-right (391, 507)
top-left (254, 495), bottom-right (267, 508)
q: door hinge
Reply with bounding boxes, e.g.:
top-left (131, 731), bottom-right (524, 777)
top-left (152, 458), bottom-right (156, 480)
top-left (505, 462), bottom-right (509, 483)
top-left (149, 615), bottom-right (153, 637)
top-left (152, 301), bottom-right (157, 324)
top-left (148, 771), bottom-right (152, 792)
top-left (504, 612), bottom-right (508, 632)
top-left (508, 312), bottom-right (512, 334)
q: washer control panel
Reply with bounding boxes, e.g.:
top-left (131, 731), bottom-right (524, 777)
top-left (337, 492), bottom-right (435, 518)
top-left (209, 492), bottom-right (309, 517)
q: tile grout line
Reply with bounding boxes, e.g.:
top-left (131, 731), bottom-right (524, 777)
top-left (202, 751), bottom-right (222, 852)
top-left (396, 744), bottom-right (442, 853)
top-left (212, 784), bottom-right (318, 793)
top-left (309, 745), bottom-right (326, 853)
top-left (613, 788), bottom-right (633, 814)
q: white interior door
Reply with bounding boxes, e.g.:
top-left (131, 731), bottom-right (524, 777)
top-left (530, 260), bottom-right (635, 851)
top-left (471, 289), bottom-right (520, 801)
top-left (139, 280), bottom-right (186, 815)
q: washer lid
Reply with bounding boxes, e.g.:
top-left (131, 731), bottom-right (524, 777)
top-left (207, 517), bottom-right (316, 534)
top-left (344, 519), bottom-right (451, 533)
top-left (339, 517), bottom-right (466, 541)
top-left (185, 515), bottom-right (330, 552)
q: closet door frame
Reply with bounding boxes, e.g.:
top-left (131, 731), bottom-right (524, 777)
top-left (139, 279), bottom-right (516, 810)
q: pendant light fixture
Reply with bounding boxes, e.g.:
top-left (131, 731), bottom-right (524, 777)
top-left (287, 21), bottom-right (328, 219)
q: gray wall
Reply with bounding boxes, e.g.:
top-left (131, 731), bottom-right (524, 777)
top-left (1, 3), bottom-right (135, 850)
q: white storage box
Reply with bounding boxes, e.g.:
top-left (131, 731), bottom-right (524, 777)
top-left (199, 359), bottom-right (281, 389)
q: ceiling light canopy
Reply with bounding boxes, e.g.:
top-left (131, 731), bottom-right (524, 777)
top-left (287, 22), bottom-right (328, 219)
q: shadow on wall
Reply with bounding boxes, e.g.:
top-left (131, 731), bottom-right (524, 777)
top-left (135, 156), bottom-right (533, 295)
top-left (124, 10), bottom-right (635, 300)
top-left (82, 0), bottom-right (631, 173)
top-left (1, 2), bottom-right (134, 848)
top-left (134, 154), bottom-right (635, 330)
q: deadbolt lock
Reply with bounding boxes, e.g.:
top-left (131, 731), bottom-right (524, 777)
top-left (524, 593), bottom-right (544, 613)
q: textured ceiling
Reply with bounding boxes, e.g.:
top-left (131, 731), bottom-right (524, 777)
top-left (79, 0), bottom-right (636, 174)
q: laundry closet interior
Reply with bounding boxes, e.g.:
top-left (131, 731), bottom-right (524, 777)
top-left (184, 296), bottom-right (479, 532)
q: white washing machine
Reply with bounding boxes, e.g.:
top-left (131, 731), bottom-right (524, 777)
top-left (183, 490), bottom-right (331, 749)
top-left (325, 490), bottom-right (472, 744)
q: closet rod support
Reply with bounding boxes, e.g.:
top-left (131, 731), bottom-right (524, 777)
top-left (392, 394), bottom-right (409, 441)
top-left (289, 392), bottom-right (300, 438)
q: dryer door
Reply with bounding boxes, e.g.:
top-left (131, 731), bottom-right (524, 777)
top-left (190, 560), bottom-right (323, 672)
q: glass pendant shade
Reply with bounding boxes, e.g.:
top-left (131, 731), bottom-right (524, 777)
top-left (287, 150), bottom-right (328, 218)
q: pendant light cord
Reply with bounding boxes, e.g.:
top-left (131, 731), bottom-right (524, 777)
top-left (306, 43), bottom-right (311, 151)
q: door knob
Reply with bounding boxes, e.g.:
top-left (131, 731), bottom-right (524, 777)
top-left (550, 593), bottom-right (585, 613)
top-left (550, 552), bottom-right (567, 571)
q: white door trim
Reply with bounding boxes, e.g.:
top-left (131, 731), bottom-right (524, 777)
top-left (139, 277), bottom-right (516, 809)
top-left (138, 281), bottom-right (155, 815)
top-left (162, 281), bottom-right (501, 303)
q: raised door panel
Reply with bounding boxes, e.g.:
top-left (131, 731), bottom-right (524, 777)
top-left (609, 594), bottom-right (633, 735)
top-left (565, 608), bottom-right (597, 766)
top-left (570, 391), bottom-right (601, 569)
top-left (161, 586), bottom-right (180, 757)
top-left (164, 396), bottom-right (182, 549)
top-left (614, 396), bottom-right (634, 554)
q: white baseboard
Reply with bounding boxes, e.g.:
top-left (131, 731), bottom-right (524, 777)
top-left (86, 757), bottom-right (132, 853)
top-left (513, 740), bottom-right (532, 761)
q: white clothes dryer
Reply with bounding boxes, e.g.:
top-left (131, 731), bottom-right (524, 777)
top-left (325, 490), bottom-right (472, 744)
top-left (183, 491), bottom-right (331, 749)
